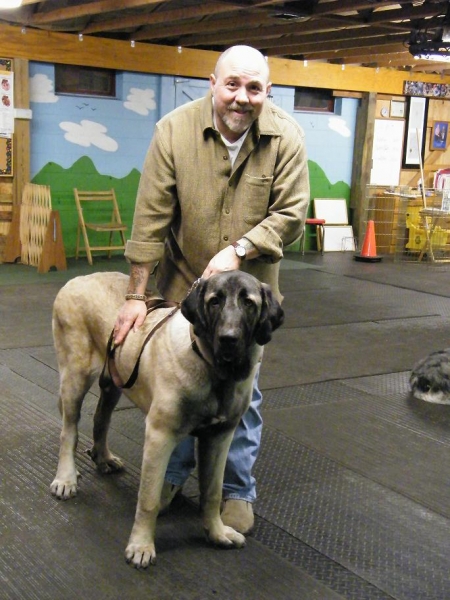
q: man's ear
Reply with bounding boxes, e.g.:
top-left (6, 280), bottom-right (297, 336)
top-left (254, 283), bottom-right (284, 346)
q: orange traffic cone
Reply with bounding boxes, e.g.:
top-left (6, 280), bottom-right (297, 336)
top-left (354, 220), bottom-right (382, 262)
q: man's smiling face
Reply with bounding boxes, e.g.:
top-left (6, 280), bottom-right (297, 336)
top-left (210, 47), bottom-right (271, 143)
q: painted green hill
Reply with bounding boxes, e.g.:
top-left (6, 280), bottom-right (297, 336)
top-left (309, 161), bottom-right (350, 206)
top-left (32, 156), bottom-right (140, 257)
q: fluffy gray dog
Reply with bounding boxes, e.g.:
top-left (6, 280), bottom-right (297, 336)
top-left (410, 348), bottom-right (450, 404)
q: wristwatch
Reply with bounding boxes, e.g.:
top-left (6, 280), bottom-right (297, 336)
top-left (232, 241), bottom-right (247, 259)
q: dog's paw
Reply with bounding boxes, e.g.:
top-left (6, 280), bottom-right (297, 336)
top-left (50, 475), bottom-right (78, 500)
top-left (206, 525), bottom-right (246, 549)
top-left (86, 448), bottom-right (124, 474)
top-left (125, 543), bottom-right (157, 568)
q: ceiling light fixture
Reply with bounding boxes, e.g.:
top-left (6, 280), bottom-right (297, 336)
top-left (408, 5), bottom-right (450, 62)
top-left (410, 42), bottom-right (450, 63)
top-left (0, 0), bottom-right (22, 8)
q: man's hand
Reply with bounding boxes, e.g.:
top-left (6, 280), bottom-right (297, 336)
top-left (113, 300), bottom-right (148, 345)
top-left (114, 262), bottom-right (153, 345)
top-left (202, 245), bottom-right (241, 279)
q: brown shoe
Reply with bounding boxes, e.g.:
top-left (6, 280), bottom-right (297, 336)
top-left (159, 481), bottom-right (182, 514)
top-left (221, 499), bottom-right (254, 535)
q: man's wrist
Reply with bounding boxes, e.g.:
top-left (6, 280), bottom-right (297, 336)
top-left (125, 293), bottom-right (146, 301)
top-left (233, 237), bottom-right (258, 260)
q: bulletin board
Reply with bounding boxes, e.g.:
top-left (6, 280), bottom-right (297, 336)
top-left (0, 58), bottom-right (13, 176)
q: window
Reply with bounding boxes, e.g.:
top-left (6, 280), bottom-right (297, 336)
top-left (294, 86), bottom-right (335, 113)
top-left (55, 64), bottom-right (116, 98)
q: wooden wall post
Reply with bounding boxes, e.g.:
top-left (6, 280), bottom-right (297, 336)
top-left (350, 92), bottom-right (377, 241)
top-left (12, 58), bottom-right (30, 210)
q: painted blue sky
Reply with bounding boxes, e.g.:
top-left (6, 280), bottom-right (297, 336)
top-left (29, 61), bottom-right (357, 186)
top-left (29, 61), bottom-right (160, 179)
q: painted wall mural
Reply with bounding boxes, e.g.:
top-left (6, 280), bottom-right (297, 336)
top-left (29, 61), bottom-right (356, 256)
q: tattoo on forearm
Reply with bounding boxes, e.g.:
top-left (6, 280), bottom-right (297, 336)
top-left (128, 264), bottom-right (147, 293)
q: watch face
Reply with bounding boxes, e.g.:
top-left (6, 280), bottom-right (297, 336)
top-left (235, 245), bottom-right (246, 258)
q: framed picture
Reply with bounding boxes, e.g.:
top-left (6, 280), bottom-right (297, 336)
top-left (430, 121), bottom-right (449, 151)
top-left (402, 96), bottom-right (428, 168)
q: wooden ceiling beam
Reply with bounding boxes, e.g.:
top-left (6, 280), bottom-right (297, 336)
top-left (311, 0), bottom-right (417, 17)
top-left (131, 12), bottom-right (276, 42)
top-left (247, 29), bottom-right (407, 52)
top-left (29, 0), bottom-right (166, 25)
top-left (310, 44), bottom-right (411, 61)
top-left (82, 2), bottom-right (253, 34)
top-left (130, 9), bottom-right (415, 45)
top-left (267, 37), bottom-right (410, 58)
top-left (173, 11), bottom-right (410, 47)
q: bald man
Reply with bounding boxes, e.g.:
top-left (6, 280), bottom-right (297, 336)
top-left (114, 45), bottom-right (309, 534)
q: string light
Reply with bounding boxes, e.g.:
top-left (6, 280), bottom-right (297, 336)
top-left (177, 46), bottom-right (182, 54)
top-left (78, 33), bottom-right (83, 42)
top-left (131, 40), bottom-right (135, 48)
top-left (303, 59), bottom-right (308, 67)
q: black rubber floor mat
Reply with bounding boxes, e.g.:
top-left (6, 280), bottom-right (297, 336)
top-left (261, 315), bottom-right (450, 388)
top-left (254, 427), bottom-right (450, 600)
top-left (0, 392), bottom-right (343, 600)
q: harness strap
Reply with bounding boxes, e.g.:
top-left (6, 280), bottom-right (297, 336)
top-left (100, 299), bottom-right (179, 390)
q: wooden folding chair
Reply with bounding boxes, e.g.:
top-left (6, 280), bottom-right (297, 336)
top-left (74, 188), bottom-right (127, 265)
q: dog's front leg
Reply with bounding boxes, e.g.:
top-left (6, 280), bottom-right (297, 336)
top-left (125, 421), bottom-right (178, 568)
top-left (197, 429), bottom-right (246, 549)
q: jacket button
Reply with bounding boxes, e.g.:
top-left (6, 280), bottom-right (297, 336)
top-left (223, 155), bottom-right (228, 160)
top-left (223, 235), bottom-right (229, 241)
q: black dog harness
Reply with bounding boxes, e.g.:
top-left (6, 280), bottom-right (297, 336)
top-left (100, 298), bottom-right (180, 390)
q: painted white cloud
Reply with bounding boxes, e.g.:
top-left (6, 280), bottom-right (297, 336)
top-left (30, 73), bottom-right (59, 103)
top-left (124, 87), bottom-right (156, 115)
top-left (328, 116), bottom-right (351, 138)
top-left (59, 119), bottom-right (118, 152)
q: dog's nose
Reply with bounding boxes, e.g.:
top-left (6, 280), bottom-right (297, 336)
top-left (218, 334), bottom-right (239, 362)
top-left (219, 334), bottom-right (239, 348)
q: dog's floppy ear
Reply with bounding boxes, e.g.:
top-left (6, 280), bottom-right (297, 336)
top-left (254, 283), bottom-right (284, 346)
top-left (181, 278), bottom-right (208, 336)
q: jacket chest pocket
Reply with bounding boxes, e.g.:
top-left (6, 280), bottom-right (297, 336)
top-left (242, 175), bottom-right (274, 226)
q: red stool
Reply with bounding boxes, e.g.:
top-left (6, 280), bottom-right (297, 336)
top-left (301, 218), bottom-right (326, 255)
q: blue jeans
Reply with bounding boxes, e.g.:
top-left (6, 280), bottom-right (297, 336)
top-left (165, 364), bottom-right (263, 503)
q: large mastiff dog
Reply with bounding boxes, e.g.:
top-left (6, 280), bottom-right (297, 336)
top-left (50, 270), bottom-right (283, 567)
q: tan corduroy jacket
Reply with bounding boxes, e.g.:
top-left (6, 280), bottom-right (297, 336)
top-left (125, 91), bottom-right (310, 302)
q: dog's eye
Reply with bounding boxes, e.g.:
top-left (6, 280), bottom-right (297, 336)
top-left (243, 298), bottom-right (255, 308)
top-left (208, 297), bottom-right (220, 307)
top-left (418, 376), bottom-right (431, 392)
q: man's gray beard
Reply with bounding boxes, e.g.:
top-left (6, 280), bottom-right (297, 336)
top-left (222, 110), bottom-right (254, 135)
